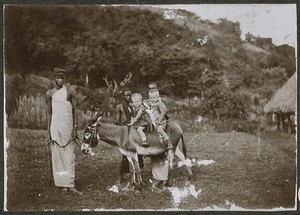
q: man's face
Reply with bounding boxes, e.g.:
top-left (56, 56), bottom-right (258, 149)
top-left (148, 84), bottom-right (157, 91)
top-left (54, 75), bottom-right (65, 88)
top-left (123, 91), bottom-right (132, 102)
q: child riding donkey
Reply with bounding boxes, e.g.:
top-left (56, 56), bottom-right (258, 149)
top-left (146, 89), bottom-right (173, 150)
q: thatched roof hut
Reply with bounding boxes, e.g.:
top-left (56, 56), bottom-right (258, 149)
top-left (264, 73), bottom-right (296, 113)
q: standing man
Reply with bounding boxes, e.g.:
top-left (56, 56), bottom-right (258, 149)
top-left (116, 88), bottom-right (134, 126)
top-left (46, 68), bottom-right (81, 195)
top-left (116, 88), bottom-right (144, 181)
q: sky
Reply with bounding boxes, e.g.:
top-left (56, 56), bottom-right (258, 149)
top-left (151, 4), bottom-right (296, 47)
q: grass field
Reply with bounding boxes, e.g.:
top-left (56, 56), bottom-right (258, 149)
top-left (5, 128), bottom-right (296, 211)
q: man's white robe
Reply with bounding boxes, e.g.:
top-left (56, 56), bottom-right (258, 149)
top-left (50, 86), bottom-right (75, 188)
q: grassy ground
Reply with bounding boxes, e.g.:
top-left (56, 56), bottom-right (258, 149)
top-left (5, 128), bottom-right (296, 211)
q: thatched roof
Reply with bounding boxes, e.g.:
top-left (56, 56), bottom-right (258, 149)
top-left (264, 73), bottom-right (296, 113)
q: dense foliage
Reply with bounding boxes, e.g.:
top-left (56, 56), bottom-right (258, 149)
top-left (5, 5), bottom-right (296, 131)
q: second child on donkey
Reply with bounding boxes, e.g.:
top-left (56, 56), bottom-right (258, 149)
top-left (147, 89), bottom-right (173, 150)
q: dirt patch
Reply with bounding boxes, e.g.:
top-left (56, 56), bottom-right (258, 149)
top-left (5, 128), bottom-right (296, 211)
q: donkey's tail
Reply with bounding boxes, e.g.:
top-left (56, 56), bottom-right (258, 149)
top-left (180, 134), bottom-right (193, 180)
top-left (181, 135), bottom-right (187, 159)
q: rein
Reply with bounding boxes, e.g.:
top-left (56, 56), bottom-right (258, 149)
top-left (49, 136), bottom-right (81, 148)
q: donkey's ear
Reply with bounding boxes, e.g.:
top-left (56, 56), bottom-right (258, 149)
top-left (96, 115), bottom-right (102, 123)
top-left (95, 111), bottom-right (103, 121)
top-left (89, 107), bottom-right (103, 125)
top-left (97, 110), bottom-right (103, 117)
top-left (90, 116), bottom-right (99, 125)
top-left (90, 115), bottom-right (102, 126)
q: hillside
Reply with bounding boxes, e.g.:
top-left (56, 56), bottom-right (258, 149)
top-left (5, 5), bottom-right (296, 129)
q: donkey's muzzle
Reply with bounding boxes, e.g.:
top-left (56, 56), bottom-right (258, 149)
top-left (81, 142), bottom-right (92, 155)
top-left (81, 148), bottom-right (89, 155)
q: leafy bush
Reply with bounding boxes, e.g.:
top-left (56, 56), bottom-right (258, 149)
top-left (5, 74), bottom-right (26, 115)
top-left (169, 109), bottom-right (261, 134)
top-left (213, 118), bottom-right (260, 134)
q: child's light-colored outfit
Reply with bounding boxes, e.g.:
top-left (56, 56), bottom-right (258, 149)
top-left (148, 100), bottom-right (170, 143)
top-left (131, 105), bottom-right (149, 128)
top-left (130, 104), bottom-right (152, 145)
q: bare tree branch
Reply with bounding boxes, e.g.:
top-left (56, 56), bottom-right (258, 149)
top-left (112, 79), bottom-right (118, 96)
top-left (120, 72), bottom-right (132, 87)
top-left (103, 72), bottom-right (133, 97)
top-left (103, 74), bottom-right (114, 96)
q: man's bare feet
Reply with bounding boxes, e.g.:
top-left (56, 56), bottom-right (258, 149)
top-left (62, 188), bottom-right (68, 192)
top-left (68, 187), bottom-right (83, 196)
top-left (140, 141), bottom-right (149, 147)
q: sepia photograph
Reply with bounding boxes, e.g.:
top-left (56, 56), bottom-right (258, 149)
top-left (3, 3), bottom-right (297, 211)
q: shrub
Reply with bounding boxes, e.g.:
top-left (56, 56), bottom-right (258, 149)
top-left (167, 100), bottom-right (263, 134)
top-left (77, 109), bottom-right (93, 129)
top-left (75, 86), bottom-right (111, 112)
top-left (213, 118), bottom-right (260, 134)
top-left (5, 74), bottom-right (27, 115)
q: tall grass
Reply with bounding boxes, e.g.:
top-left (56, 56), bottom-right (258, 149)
top-left (7, 95), bottom-right (92, 129)
top-left (8, 95), bottom-right (47, 129)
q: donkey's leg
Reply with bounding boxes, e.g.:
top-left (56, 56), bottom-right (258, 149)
top-left (129, 152), bottom-right (142, 185)
top-left (120, 155), bottom-right (130, 182)
top-left (166, 149), bottom-right (175, 187)
top-left (133, 153), bottom-right (142, 184)
top-left (126, 156), bottom-right (136, 184)
top-left (175, 143), bottom-right (193, 180)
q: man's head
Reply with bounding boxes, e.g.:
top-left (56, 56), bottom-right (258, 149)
top-left (122, 88), bottom-right (132, 102)
top-left (53, 68), bottom-right (67, 88)
top-left (148, 82), bottom-right (158, 91)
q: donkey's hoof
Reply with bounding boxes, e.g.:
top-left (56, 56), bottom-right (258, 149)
top-left (134, 183), bottom-right (142, 191)
top-left (165, 180), bottom-right (173, 187)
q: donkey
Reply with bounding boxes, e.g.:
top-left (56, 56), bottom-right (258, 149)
top-left (81, 115), bottom-right (193, 186)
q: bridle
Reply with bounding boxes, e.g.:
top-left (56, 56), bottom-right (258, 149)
top-left (81, 115), bottom-right (131, 151)
top-left (82, 116), bottom-right (103, 149)
top-left (84, 124), bottom-right (99, 148)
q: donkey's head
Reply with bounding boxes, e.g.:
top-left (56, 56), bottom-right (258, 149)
top-left (81, 115), bottom-right (102, 155)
